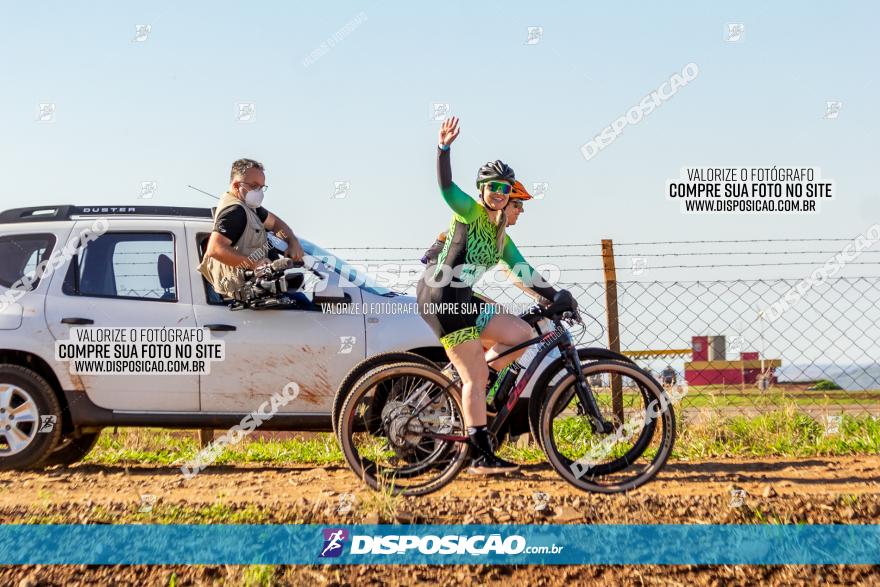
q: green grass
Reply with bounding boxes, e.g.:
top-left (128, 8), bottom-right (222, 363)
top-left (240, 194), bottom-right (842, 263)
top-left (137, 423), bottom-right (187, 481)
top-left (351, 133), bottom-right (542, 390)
top-left (502, 409), bottom-right (880, 463)
top-left (674, 407), bottom-right (880, 459)
top-left (679, 392), bottom-right (871, 408)
top-left (86, 430), bottom-right (342, 467)
top-left (241, 565), bottom-right (277, 587)
top-left (20, 502), bottom-right (274, 525)
top-left (83, 406), bottom-right (880, 469)
top-left (572, 385), bottom-right (877, 409)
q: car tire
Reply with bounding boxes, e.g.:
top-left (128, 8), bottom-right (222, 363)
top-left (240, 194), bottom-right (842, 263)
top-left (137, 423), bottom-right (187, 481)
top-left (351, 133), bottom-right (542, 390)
top-left (45, 431), bottom-right (101, 467)
top-left (0, 364), bottom-right (63, 470)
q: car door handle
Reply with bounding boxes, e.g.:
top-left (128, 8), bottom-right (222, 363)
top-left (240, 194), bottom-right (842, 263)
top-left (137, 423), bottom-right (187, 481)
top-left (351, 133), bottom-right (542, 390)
top-left (61, 317), bottom-right (94, 325)
top-left (204, 324), bottom-right (237, 332)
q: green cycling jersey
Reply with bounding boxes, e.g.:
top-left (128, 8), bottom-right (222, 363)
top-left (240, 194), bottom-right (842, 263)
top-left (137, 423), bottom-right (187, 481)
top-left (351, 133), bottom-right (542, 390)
top-left (432, 148), bottom-right (551, 296)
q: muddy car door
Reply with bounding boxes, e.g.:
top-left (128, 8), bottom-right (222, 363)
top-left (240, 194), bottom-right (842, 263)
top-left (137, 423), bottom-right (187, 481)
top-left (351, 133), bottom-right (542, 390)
top-left (186, 223), bottom-right (366, 415)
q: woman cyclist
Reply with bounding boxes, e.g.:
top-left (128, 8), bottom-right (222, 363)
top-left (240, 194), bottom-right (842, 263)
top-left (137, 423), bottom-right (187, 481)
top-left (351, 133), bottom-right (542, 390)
top-left (420, 179), bottom-right (531, 265)
top-left (416, 116), bottom-right (562, 475)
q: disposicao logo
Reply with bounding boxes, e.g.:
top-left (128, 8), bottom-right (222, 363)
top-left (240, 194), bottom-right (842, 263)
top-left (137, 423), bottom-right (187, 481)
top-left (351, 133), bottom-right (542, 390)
top-left (349, 533), bottom-right (531, 555)
top-left (318, 529), bottom-right (563, 559)
top-left (320, 528), bottom-right (349, 558)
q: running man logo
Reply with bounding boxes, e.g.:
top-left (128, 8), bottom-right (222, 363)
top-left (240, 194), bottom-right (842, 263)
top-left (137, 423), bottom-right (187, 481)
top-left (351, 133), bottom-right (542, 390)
top-left (38, 415), bottom-right (57, 433)
top-left (338, 336), bottom-right (357, 354)
top-left (320, 528), bottom-right (349, 558)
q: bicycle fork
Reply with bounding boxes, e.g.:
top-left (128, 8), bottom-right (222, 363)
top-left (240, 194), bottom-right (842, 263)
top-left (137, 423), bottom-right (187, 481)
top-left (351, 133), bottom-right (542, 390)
top-left (561, 340), bottom-right (615, 434)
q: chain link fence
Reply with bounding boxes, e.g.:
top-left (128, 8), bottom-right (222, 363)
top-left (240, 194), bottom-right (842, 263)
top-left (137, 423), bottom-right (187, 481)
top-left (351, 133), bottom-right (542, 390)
top-left (580, 278), bottom-right (878, 419)
top-left (340, 237), bottom-right (880, 420)
top-left (467, 277), bottom-right (880, 419)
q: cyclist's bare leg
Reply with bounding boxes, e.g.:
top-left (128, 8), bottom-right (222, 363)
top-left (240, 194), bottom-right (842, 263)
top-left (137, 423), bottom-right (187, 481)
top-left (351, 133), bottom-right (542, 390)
top-left (447, 337), bottom-right (519, 473)
top-left (445, 339), bottom-right (489, 427)
top-left (481, 314), bottom-right (533, 371)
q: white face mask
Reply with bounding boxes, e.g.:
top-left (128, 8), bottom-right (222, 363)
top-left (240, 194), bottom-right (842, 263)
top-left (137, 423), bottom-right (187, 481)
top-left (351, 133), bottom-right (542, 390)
top-left (243, 188), bottom-right (264, 208)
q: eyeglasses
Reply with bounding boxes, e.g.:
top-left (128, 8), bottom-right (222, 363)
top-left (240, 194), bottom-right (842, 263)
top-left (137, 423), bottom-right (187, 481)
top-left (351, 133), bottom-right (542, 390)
top-left (240, 182), bottom-right (269, 193)
top-left (484, 181), bottom-right (512, 195)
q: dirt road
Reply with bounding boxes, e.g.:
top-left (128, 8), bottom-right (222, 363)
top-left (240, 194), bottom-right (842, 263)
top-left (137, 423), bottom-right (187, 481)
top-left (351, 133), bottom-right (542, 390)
top-left (2, 456), bottom-right (879, 585)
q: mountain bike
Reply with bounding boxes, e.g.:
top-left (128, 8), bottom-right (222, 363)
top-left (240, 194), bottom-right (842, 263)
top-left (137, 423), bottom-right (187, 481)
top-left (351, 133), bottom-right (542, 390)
top-left (336, 292), bottom-right (677, 496)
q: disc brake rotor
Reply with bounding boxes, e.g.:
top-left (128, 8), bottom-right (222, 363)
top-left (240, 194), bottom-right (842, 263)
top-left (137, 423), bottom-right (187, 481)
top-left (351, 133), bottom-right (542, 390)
top-left (381, 400), bottom-right (423, 453)
top-left (416, 395), bottom-right (455, 434)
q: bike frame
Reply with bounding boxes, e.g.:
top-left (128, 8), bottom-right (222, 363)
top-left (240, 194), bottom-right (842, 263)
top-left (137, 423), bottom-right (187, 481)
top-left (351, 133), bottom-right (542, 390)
top-left (415, 315), bottom-right (613, 442)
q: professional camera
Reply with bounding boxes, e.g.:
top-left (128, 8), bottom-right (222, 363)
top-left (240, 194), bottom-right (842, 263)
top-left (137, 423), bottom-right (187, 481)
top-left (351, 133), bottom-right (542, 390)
top-left (229, 257), bottom-right (305, 310)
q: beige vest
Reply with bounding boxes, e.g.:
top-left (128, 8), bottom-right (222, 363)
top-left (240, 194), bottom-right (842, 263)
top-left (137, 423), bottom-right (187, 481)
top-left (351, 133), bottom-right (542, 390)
top-left (198, 192), bottom-right (268, 297)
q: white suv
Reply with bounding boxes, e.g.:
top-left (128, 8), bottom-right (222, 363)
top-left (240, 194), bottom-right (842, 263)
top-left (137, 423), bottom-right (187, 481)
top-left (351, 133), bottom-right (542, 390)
top-left (0, 204), bottom-right (455, 470)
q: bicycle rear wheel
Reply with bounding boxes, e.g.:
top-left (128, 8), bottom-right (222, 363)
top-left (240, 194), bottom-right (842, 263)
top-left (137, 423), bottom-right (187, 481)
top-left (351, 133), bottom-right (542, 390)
top-left (332, 352), bottom-right (437, 441)
top-left (539, 360), bottom-right (676, 493)
top-left (338, 362), bottom-right (469, 496)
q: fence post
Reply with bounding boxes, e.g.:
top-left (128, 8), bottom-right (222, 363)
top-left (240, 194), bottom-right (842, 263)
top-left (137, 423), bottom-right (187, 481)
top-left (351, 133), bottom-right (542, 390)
top-left (601, 239), bottom-right (624, 424)
top-left (198, 429), bottom-right (214, 449)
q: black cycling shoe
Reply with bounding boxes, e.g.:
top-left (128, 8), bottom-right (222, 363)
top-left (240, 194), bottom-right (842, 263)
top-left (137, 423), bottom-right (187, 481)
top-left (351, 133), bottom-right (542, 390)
top-left (468, 453), bottom-right (520, 475)
top-left (466, 425), bottom-right (519, 475)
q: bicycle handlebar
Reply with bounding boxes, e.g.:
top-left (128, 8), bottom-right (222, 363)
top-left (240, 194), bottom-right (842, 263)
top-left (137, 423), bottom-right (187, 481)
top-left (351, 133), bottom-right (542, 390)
top-left (518, 289), bottom-right (582, 327)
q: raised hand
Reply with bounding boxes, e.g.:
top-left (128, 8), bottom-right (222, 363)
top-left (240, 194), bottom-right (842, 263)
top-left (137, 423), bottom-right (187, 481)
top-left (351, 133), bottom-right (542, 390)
top-left (438, 116), bottom-right (460, 148)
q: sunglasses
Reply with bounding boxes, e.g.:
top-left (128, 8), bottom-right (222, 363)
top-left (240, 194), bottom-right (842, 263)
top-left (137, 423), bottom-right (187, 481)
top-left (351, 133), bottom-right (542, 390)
top-left (240, 181), bottom-right (269, 193)
top-left (509, 200), bottom-right (524, 210)
top-left (483, 181), bottom-right (512, 195)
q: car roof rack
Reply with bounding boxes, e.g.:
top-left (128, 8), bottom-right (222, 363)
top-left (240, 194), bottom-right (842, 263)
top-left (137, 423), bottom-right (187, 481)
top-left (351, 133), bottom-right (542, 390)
top-left (0, 205), bottom-right (213, 223)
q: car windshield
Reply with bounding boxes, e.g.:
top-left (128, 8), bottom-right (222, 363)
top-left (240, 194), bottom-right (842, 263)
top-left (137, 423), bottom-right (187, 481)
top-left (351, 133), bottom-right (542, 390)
top-left (300, 239), bottom-right (398, 297)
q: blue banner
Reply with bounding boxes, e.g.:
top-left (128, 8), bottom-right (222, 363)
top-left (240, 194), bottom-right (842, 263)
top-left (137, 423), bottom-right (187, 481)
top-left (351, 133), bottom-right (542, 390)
top-left (0, 524), bottom-right (877, 565)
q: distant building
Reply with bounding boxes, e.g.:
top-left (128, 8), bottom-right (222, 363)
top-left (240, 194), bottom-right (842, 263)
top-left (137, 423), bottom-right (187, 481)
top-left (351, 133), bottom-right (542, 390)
top-left (684, 335), bottom-right (781, 386)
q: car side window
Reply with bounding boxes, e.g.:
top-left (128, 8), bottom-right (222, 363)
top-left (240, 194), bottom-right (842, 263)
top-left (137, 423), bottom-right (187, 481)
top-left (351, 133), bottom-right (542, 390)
top-left (63, 232), bottom-right (177, 302)
top-left (196, 233), bottom-right (227, 305)
top-left (0, 233), bottom-right (56, 290)
top-left (195, 232), bottom-right (321, 310)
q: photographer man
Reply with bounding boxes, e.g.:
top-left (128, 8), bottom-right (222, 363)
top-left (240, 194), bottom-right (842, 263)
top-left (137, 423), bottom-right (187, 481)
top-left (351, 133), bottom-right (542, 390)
top-left (198, 158), bottom-right (305, 299)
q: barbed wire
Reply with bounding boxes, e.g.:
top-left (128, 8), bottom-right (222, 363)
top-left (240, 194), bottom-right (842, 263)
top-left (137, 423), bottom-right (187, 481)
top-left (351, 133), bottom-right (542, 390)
top-left (557, 262), bottom-right (880, 270)
top-left (344, 250), bottom-right (880, 262)
top-left (612, 237), bottom-right (862, 246)
top-left (327, 237), bottom-right (860, 250)
top-left (341, 261), bottom-right (879, 270)
top-left (555, 276), bottom-right (880, 284)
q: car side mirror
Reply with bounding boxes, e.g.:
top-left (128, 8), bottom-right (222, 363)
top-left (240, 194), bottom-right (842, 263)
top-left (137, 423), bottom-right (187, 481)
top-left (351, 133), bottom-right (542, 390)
top-left (311, 280), bottom-right (352, 305)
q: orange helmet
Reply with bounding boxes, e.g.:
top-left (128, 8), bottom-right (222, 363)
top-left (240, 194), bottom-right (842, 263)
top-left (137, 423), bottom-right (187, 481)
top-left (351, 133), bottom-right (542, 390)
top-left (510, 180), bottom-right (532, 201)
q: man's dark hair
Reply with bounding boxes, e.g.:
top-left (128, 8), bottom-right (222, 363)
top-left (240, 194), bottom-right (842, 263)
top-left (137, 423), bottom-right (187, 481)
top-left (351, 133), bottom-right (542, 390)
top-left (230, 158), bottom-right (264, 181)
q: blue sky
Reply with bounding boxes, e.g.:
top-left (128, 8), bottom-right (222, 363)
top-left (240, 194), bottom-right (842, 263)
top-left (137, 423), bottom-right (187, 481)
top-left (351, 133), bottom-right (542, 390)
top-left (1, 1), bottom-right (878, 280)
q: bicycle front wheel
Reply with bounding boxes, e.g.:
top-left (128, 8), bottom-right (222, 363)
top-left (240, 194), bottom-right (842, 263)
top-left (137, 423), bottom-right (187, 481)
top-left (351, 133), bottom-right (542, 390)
top-left (539, 360), bottom-right (677, 493)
